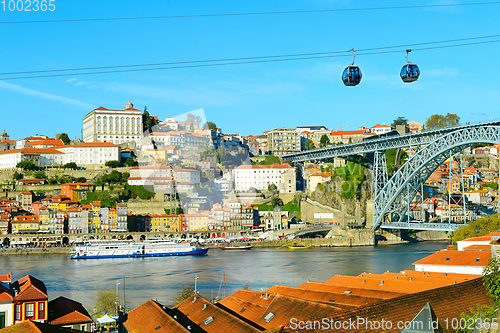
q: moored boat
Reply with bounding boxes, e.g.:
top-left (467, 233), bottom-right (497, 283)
top-left (287, 244), bottom-right (312, 250)
top-left (71, 240), bottom-right (208, 259)
top-left (217, 244), bottom-right (253, 250)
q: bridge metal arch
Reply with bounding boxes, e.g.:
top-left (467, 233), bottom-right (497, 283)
top-left (373, 126), bottom-right (500, 229)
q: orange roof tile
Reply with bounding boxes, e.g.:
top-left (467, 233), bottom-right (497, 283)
top-left (413, 250), bottom-right (491, 267)
top-left (48, 296), bottom-right (92, 325)
top-left (175, 294), bottom-right (262, 332)
top-left (0, 320), bottom-right (77, 332)
top-left (12, 275), bottom-right (48, 301)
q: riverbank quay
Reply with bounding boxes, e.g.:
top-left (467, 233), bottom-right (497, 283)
top-left (0, 247), bottom-right (71, 255)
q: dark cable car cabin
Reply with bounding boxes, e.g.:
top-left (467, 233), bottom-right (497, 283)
top-left (342, 48), bottom-right (362, 86)
top-left (342, 66), bottom-right (362, 86)
top-left (400, 49), bottom-right (420, 83)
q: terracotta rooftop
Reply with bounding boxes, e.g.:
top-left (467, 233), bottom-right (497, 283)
top-left (463, 244), bottom-right (492, 251)
top-left (235, 164), bottom-right (293, 170)
top-left (12, 275), bottom-right (48, 301)
top-left (216, 290), bottom-right (342, 330)
top-left (282, 277), bottom-right (491, 333)
top-left (264, 285), bottom-right (380, 309)
top-left (0, 320), bottom-right (78, 332)
top-left (48, 296), bottom-right (92, 325)
top-left (0, 284), bottom-right (13, 302)
top-left (175, 294), bottom-right (262, 332)
top-left (296, 281), bottom-right (407, 299)
top-left (322, 274), bottom-right (458, 294)
top-left (412, 250), bottom-right (491, 267)
top-left (121, 299), bottom-right (191, 333)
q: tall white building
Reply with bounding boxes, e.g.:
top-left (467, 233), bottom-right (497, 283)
top-left (82, 100), bottom-right (143, 146)
top-left (234, 164), bottom-right (296, 193)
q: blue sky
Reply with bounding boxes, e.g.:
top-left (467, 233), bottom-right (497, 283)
top-left (1, 0), bottom-right (499, 140)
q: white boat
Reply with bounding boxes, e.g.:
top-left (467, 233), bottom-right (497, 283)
top-left (71, 240), bottom-right (209, 259)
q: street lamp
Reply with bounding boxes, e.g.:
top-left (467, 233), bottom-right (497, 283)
top-left (116, 282), bottom-right (121, 315)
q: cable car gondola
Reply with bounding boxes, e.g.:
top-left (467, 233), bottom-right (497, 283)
top-left (400, 49), bottom-right (420, 83)
top-left (342, 48), bottom-right (362, 86)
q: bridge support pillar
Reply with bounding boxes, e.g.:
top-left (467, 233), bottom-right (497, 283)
top-left (372, 151), bottom-right (389, 200)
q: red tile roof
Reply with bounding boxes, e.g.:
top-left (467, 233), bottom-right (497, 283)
top-left (0, 284), bottom-right (13, 302)
top-left (282, 277), bottom-right (491, 333)
top-left (0, 320), bottom-right (78, 332)
top-left (175, 294), bottom-right (262, 332)
top-left (12, 275), bottom-right (48, 301)
top-left (463, 244), bottom-right (492, 251)
top-left (235, 164), bottom-right (293, 170)
top-left (48, 296), bottom-right (92, 325)
top-left (413, 250), bottom-right (491, 267)
top-left (122, 299), bottom-right (191, 332)
top-left (28, 139), bottom-right (64, 146)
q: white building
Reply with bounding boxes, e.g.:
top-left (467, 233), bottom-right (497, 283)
top-left (457, 232), bottom-right (500, 251)
top-left (234, 164), bottom-right (296, 193)
top-left (148, 131), bottom-right (209, 149)
top-left (371, 124), bottom-right (392, 135)
top-left (82, 100), bottom-right (143, 146)
top-left (56, 142), bottom-right (121, 169)
top-left (128, 166), bottom-right (199, 191)
top-left (413, 250), bottom-right (490, 275)
top-left (0, 148), bottom-right (64, 169)
top-left (0, 274), bottom-right (13, 328)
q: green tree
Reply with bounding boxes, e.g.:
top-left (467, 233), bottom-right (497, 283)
top-left (120, 172), bottom-right (130, 183)
top-left (172, 283), bottom-right (195, 306)
top-left (58, 133), bottom-right (71, 145)
top-left (206, 121), bottom-right (217, 130)
top-left (484, 256), bottom-right (500, 306)
top-left (319, 134), bottom-right (330, 148)
top-left (142, 107), bottom-right (159, 133)
top-left (391, 116), bottom-right (408, 127)
top-left (304, 139), bottom-right (315, 150)
top-left (91, 287), bottom-right (119, 317)
top-left (12, 171), bottom-right (22, 181)
top-left (268, 183), bottom-right (278, 192)
top-left (34, 171), bottom-right (46, 179)
top-left (105, 160), bottom-right (121, 168)
top-left (76, 177), bottom-right (87, 183)
top-left (451, 214), bottom-right (500, 244)
top-left (16, 161), bottom-right (36, 170)
top-left (124, 158), bottom-right (138, 167)
top-left (63, 162), bottom-right (77, 170)
top-left (425, 113), bottom-right (460, 130)
top-left (270, 196), bottom-right (284, 206)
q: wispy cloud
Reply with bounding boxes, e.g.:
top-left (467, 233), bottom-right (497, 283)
top-left (0, 81), bottom-right (94, 109)
top-left (68, 78), bottom-right (305, 107)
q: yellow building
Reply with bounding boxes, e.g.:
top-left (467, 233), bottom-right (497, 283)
top-left (38, 208), bottom-right (50, 232)
top-left (109, 208), bottom-right (118, 231)
top-left (91, 201), bottom-right (101, 233)
top-left (144, 149), bottom-right (167, 162)
top-left (188, 213), bottom-right (209, 231)
top-left (11, 215), bottom-right (40, 234)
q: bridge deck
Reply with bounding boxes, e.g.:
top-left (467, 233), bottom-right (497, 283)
top-left (283, 120), bottom-right (500, 162)
top-left (379, 222), bottom-right (464, 231)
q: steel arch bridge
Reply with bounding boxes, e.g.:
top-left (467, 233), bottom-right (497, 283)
top-left (374, 126), bottom-right (500, 230)
top-left (283, 122), bottom-right (500, 231)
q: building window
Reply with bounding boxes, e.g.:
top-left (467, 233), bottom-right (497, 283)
top-left (15, 304), bottom-right (21, 321)
top-left (25, 303), bottom-right (35, 319)
top-left (38, 302), bottom-right (45, 319)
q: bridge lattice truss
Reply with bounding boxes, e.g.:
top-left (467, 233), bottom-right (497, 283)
top-left (373, 126), bottom-right (500, 229)
top-left (283, 120), bottom-right (500, 163)
top-left (283, 122), bottom-right (500, 231)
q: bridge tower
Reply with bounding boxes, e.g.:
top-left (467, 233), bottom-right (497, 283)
top-left (371, 151), bottom-right (389, 200)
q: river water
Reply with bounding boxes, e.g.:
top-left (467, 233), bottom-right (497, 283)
top-left (0, 241), bottom-right (448, 310)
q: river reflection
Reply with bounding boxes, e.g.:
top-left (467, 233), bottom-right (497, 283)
top-left (0, 241), bottom-right (448, 309)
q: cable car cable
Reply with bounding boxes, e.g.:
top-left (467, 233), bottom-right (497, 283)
top-left (1, 2), bottom-right (500, 24)
top-left (1, 33), bottom-right (500, 77)
top-left (1, 39), bottom-right (500, 81)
